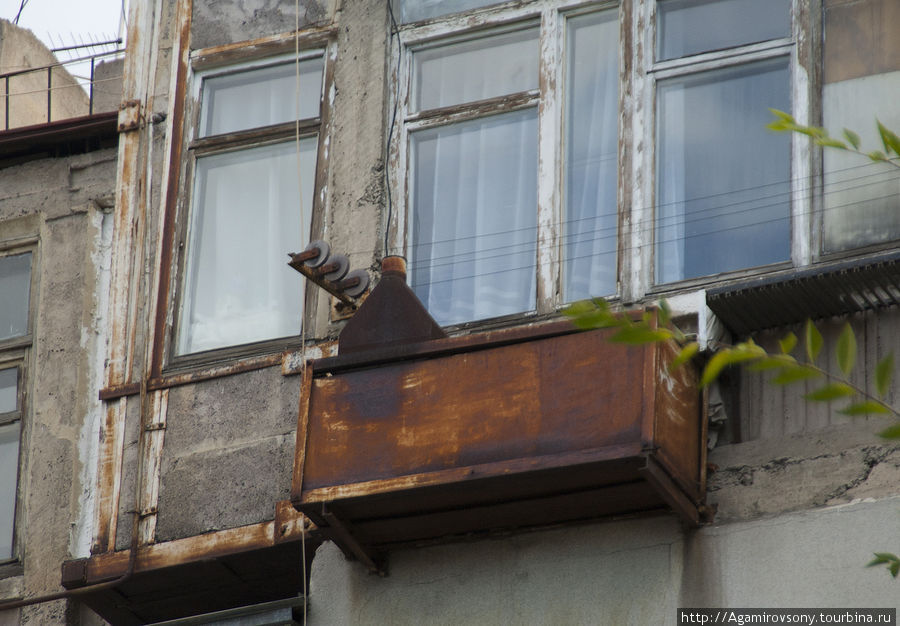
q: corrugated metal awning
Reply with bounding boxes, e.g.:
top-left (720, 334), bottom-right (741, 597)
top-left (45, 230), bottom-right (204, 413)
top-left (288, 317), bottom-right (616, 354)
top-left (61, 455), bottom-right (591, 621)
top-left (707, 251), bottom-right (900, 336)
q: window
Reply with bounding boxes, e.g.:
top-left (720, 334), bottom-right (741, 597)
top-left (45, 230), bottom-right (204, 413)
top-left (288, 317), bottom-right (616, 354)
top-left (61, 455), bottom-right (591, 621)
top-left (395, 1), bottom-right (884, 325)
top-left (820, 0), bottom-right (900, 254)
top-left (393, 2), bottom-right (620, 327)
top-left (652, 0), bottom-right (792, 284)
top-left (175, 52), bottom-right (325, 356)
top-left (0, 250), bottom-right (32, 563)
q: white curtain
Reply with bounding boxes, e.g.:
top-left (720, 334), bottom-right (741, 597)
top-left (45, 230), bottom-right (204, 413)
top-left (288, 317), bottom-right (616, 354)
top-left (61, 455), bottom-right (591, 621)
top-left (564, 11), bottom-right (619, 301)
top-left (411, 109), bottom-right (538, 326)
top-left (179, 138), bottom-right (315, 354)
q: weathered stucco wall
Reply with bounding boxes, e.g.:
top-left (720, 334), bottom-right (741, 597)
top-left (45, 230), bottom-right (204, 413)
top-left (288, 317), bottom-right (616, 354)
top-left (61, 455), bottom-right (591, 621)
top-left (111, 0), bottom-right (394, 545)
top-left (154, 368), bottom-right (299, 541)
top-left (190, 0), bottom-right (332, 50)
top-left (309, 497), bottom-right (900, 625)
top-left (0, 149), bottom-right (117, 624)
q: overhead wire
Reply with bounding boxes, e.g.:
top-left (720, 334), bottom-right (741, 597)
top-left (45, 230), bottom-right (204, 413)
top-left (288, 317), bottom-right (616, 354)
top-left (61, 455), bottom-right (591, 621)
top-left (293, 1), bottom-right (309, 624)
top-left (13, 0), bottom-right (29, 25)
top-left (271, 157), bottom-right (898, 284)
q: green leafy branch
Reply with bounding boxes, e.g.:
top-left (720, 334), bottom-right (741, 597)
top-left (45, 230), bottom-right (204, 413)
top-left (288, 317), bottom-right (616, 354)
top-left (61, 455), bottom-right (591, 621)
top-left (565, 299), bottom-right (898, 426)
top-left (767, 109), bottom-right (900, 170)
top-left (867, 553), bottom-right (900, 579)
top-left (565, 298), bottom-right (900, 576)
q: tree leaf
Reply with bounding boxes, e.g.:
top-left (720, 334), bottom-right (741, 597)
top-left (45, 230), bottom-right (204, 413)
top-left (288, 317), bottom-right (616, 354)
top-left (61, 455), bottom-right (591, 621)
top-left (772, 365), bottom-right (823, 386)
top-left (878, 423), bottom-right (900, 440)
top-left (875, 354), bottom-right (894, 398)
top-left (877, 120), bottom-right (900, 156)
top-left (868, 150), bottom-right (888, 162)
top-left (868, 553), bottom-right (900, 578)
top-left (769, 108), bottom-right (794, 123)
top-left (815, 137), bottom-right (847, 150)
top-left (842, 128), bottom-right (861, 150)
top-left (838, 401), bottom-right (891, 416)
top-left (700, 345), bottom-right (765, 387)
top-left (564, 300), bottom-right (617, 330)
top-left (609, 326), bottom-right (673, 345)
top-left (804, 382), bottom-right (856, 402)
top-left (779, 332), bottom-right (797, 355)
top-left (748, 355), bottom-right (797, 372)
top-left (805, 320), bottom-right (823, 363)
top-left (658, 299), bottom-right (672, 327)
top-left (670, 342), bottom-right (699, 372)
top-left (869, 553), bottom-right (898, 566)
top-left (836, 322), bottom-right (857, 377)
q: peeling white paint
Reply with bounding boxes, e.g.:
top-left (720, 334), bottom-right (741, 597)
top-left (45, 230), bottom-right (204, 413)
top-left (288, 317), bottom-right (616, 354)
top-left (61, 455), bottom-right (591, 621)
top-left (73, 205), bottom-right (114, 558)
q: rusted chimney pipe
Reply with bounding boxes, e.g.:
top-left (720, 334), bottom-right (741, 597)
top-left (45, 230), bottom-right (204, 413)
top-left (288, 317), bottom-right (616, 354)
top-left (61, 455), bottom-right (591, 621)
top-left (381, 255), bottom-right (406, 278)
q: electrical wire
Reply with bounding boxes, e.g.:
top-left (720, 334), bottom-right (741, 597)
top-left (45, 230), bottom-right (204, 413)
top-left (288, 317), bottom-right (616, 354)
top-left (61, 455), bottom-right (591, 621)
top-left (255, 158), bottom-right (898, 282)
top-left (293, 2), bottom-right (309, 624)
top-left (12, 0), bottom-right (29, 25)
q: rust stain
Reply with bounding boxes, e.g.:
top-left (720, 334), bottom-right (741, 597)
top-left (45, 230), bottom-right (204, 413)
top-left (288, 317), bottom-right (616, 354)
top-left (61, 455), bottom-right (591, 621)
top-left (70, 518), bottom-right (316, 585)
top-left (150, 0), bottom-right (192, 378)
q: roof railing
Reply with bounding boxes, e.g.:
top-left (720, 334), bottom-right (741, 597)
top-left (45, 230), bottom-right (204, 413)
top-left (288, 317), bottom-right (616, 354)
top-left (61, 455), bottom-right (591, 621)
top-left (1, 47), bottom-right (125, 131)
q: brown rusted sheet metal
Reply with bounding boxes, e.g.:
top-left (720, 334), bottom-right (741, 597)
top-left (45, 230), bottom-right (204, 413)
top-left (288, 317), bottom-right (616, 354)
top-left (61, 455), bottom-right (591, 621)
top-left (291, 364), bottom-right (314, 503)
top-left (292, 319), bottom-right (706, 553)
top-left (337, 258), bottom-right (446, 354)
top-left (0, 112), bottom-right (118, 168)
top-left (72, 507), bottom-right (315, 588)
top-left (301, 330), bottom-right (645, 491)
top-left (99, 352), bottom-right (283, 400)
top-left (62, 516), bottom-right (320, 625)
top-left (651, 338), bottom-right (703, 501)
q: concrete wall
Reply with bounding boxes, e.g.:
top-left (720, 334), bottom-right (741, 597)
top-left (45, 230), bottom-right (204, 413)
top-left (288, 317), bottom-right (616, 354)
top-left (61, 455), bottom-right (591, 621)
top-left (105, 0), bottom-right (392, 545)
top-left (0, 149), bottom-right (117, 624)
top-left (309, 497), bottom-right (900, 625)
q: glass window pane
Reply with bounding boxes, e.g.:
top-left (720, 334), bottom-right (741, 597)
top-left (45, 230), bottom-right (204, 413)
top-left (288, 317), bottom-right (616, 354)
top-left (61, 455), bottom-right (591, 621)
top-left (200, 57), bottom-right (323, 137)
top-left (0, 253), bottom-right (31, 341)
top-left (178, 138), bottom-right (317, 355)
top-left (657, 0), bottom-right (790, 61)
top-left (0, 421), bottom-right (20, 561)
top-left (564, 11), bottom-right (619, 302)
top-left (655, 57), bottom-right (791, 284)
top-left (413, 28), bottom-right (539, 111)
top-left (410, 108), bottom-right (538, 326)
top-left (821, 0), bottom-right (900, 253)
top-left (822, 74), bottom-right (900, 252)
top-left (395, 0), bottom-right (507, 23)
top-left (0, 368), bottom-right (16, 414)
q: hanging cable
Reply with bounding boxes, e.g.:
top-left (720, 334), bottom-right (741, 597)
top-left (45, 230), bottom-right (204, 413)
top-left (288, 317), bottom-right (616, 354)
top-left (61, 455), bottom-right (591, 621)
top-left (13, 0), bottom-right (30, 25)
top-left (293, 4), bottom-right (310, 625)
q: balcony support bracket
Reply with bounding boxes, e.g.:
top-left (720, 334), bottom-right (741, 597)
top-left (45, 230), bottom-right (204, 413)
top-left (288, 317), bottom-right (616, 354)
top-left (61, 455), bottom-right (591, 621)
top-left (320, 504), bottom-right (387, 577)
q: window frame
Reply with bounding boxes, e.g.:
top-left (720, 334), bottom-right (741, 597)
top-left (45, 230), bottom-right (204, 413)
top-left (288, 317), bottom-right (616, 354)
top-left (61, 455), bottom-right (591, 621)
top-left (388, 0), bottom-right (625, 330)
top-left (0, 240), bottom-right (37, 571)
top-left (639, 0), bottom-right (817, 299)
top-left (391, 0), bottom-right (823, 327)
top-left (161, 35), bottom-right (337, 373)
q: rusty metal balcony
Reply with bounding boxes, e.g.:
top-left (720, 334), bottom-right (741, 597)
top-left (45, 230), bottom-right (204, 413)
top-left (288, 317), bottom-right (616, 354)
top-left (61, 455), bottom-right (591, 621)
top-left (291, 260), bottom-right (709, 573)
